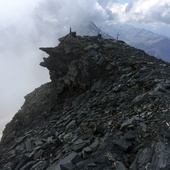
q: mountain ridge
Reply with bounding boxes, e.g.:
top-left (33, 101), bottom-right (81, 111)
top-left (98, 22), bottom-right (170, 62)
top-left (1, 33), bottom-right (170, 169)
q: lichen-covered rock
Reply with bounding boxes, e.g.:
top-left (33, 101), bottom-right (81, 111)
top-left (1, 33), bottom-right (170, 169)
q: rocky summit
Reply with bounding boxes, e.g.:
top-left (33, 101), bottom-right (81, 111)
top-left (1, 32), bottom-right (170, 170)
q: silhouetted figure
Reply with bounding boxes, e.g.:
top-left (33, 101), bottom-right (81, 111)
top-left (70, 27), bottom-right (72, 34)
top-left (98, 27), bottom-right (102, 38)
top-left (69, 27), bottom-right (77, 38)
top-left (116, 33), bottom-right (119, 40)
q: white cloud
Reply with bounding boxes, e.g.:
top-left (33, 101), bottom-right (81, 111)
top-left (33, 0), bottom-right (108, 31)
top-left (0, 0), bottom-right (41, 26)
top-left (107, 0), bottom-right (170, 24)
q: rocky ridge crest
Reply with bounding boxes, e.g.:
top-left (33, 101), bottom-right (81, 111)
top-left (1, 33), bottom-right (170, 169)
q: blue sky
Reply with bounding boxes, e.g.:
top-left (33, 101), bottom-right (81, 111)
top-left (121, 0), bottom-right (129, 3)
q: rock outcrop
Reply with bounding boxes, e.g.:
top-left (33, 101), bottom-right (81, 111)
top-left (1, 33), bottom-right (170, 169)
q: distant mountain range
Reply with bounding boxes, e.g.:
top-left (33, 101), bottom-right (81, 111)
top-left (88, 22), bottom-right (170, 62)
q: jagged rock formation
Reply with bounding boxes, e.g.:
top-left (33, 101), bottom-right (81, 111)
top-left (1, 33), bottom-right (170, 169)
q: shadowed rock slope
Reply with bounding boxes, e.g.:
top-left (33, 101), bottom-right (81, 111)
top-left (1, 33), bottom-right (170, 169)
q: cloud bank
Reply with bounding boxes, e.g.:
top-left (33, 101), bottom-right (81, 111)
top-left (107, 0), bottom-right (170, 25)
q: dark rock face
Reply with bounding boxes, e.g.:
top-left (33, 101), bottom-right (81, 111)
top-left (1, 33), bottom-right (170, 169)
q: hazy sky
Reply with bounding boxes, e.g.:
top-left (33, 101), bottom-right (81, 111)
top-left (0, 0), bottom-right (170, 132)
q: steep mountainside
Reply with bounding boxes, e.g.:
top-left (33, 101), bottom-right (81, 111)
top-left (100, 23), bottom-right (170, 62)
top-left (1, 33), bottom-right (170, 169)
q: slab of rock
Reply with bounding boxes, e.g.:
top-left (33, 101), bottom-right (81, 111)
top-left (124, 130), bottom-right (137, 141)
top-left (47, 152), bottom-right (77, 170)
top-left (71, 139), bottom-right (87, 152)
top-left (13, 155), bottom-right (29, 170)
top-left (113, 137), bottom-right (132, 151)
top-left (60, 162), bottom-right (77, 170)
top-left (115, 161), bottom-right (127, 170)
